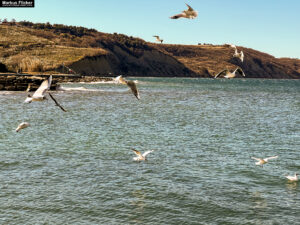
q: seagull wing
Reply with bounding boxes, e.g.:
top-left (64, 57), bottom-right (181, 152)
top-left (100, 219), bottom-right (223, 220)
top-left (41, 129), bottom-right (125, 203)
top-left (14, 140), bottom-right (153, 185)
top-left (32, 75), bottom-right (52, 98)
top-left (240, 51), bottom-right (244, 62)
top-left (126, 81), bottom-right (140, 100)
top-left (186, 3), bottom-right (194, 11)
top-left (251, 157), bottom-right (261, 161)
top-left (48, 93), bottom-right (67, 112)
top-left (132, 149), bottom-right (142, 157)
top-left (117, 76), bottom-right (127, 85)
top-left (114, 75), bottom-right (123, 83)
top-left (170, 13), bottom-right (185, 19)
top-left (236, 67), bottom-right (246, 77)
top-left (142, 150), bottom-right (154, 158)
top-left (263, 156), bottom-right (278, 162)
top-left (153, 35), bottom-right (159, 38)
top-left (214, 70), bottom-right (228, 78)
top-left (26, 84), bottom-right (31, 92)
top-left (233, 47), bottom-right (238, 55)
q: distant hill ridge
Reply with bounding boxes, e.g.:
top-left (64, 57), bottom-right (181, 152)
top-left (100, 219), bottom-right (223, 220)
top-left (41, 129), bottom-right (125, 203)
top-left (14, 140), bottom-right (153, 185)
top-left (0, 21), bottom-right (299, 79)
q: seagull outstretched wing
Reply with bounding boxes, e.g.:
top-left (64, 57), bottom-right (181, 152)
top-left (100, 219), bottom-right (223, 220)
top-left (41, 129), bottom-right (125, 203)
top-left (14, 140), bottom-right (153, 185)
top-left (236, 67), bottom-right (246, 77)
top-left (48, 93), bottom-right (67, 112)
top-left (251, 157), bottom-right (261, 161)
top-left (170, 13), bottom-right (185, 19)
top-left (126, 81), bottom-right (140, 100)
top-left (240, 51), bottom-right (244, 62)
top-left (186, 3), bottom-right (194, 11)
top-left (263, 156), bottom-right (278, 162)
top-left (32, 75), bottom-right (52, 98)
top-left (132, 149), bottom-right (142, 156)
top-left (214, 70), bottom-right (228, 78)
top-left (142, 150), bottom-right (154, 158)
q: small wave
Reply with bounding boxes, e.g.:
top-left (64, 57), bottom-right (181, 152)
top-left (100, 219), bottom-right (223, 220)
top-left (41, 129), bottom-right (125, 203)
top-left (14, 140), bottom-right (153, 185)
top-left (57, 86), bottom-right (101, 92)
top-left (90, 81), bottom-right (118, 84)
top-left (0, 91), bottom-right (19, 95)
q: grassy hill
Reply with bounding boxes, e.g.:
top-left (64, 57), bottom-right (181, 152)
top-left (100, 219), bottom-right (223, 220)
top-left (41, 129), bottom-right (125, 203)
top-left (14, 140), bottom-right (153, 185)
top-left (0, 21), bottom-right (299, 79)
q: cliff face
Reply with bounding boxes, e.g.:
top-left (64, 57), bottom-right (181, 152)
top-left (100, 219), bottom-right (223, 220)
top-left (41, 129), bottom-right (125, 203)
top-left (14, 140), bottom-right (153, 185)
top-left (70, 45), bottom-right (194, 77)
top-left (231, 47), bottom-right (299, 79)
top-left (0, 22), bottom-right (299, 79)
top-left (155, 44), bottom-right (300, 79)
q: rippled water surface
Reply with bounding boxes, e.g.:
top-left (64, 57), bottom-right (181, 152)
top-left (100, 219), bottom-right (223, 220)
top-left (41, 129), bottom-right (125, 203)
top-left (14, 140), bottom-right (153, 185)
top-left (0, 78), bottom-right (299, 224)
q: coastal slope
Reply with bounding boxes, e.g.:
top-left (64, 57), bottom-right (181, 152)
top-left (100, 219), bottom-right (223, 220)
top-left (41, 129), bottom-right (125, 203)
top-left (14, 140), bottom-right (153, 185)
top-left (0, 22), bottom-right (299, 79)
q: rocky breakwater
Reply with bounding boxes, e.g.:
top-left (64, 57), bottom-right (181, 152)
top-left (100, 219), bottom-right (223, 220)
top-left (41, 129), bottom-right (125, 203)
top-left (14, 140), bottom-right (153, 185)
top-left (0, 74), bottom-right (114, 91)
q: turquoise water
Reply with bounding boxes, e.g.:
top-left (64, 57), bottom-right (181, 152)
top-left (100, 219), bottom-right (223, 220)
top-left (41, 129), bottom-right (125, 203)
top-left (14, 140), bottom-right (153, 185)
top-left (0, 78), bottom-right (299, 224)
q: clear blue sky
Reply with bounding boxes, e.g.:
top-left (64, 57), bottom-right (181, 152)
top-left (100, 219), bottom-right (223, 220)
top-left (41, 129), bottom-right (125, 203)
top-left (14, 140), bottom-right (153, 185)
top-left (1, 0), bottom-right (299, 58)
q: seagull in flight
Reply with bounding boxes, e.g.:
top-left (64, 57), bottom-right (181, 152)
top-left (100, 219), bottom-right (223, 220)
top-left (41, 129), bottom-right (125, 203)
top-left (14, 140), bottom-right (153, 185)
top-left (153, 35), bottom-right (163, 43)
top-left (15, 122), bottom-right (30, 132)
top-left (170, 3), bottom-right (198, 19)
top-left (214, 67), bottom-right (246, 79)
top-left (285, 173), bottom-right (299, 182)
top-left (132, 149), bottom-right (154, 161)
top-left (233, 46), bottom-right (244, 62)
top-left (24, 75), bottom-right (52, 103)
top-left (117, 76), bottom-right (140, 100)
top-left (24, 75), bottom-right (67, 111)
top-left (251, 156), bottom-right (278, 167)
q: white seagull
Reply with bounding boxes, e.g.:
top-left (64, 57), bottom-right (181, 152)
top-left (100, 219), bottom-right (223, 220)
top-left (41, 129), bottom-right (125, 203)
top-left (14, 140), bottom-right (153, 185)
top-left (251, 156), bottom-right (278, 167)
top-left (285, 173), bottom-right (299, 182)
top-left (214, 67), bottom-right (246, 79)
top-left (233, 47), bottom-right (244, 62)
top-left (153, 35), bottom-right (163, 43)
top-left (15, 122), bottom-right (30, 132)
top-left (132, 149), bottom-right (154, 161)
top-left (24, 75), bottom-right (67, 111)
top-left (24, 75), bottom-right (52, 103)
top-left (117, 76), bottom-right (140, 100)
top-left (170, 3), bottom-right (198, 19)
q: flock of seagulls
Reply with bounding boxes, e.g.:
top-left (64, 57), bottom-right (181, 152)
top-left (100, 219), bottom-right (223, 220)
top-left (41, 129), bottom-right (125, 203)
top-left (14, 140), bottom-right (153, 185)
top-left (152, 3), bottom-right (246, 79)
top-left (16, 74), bottom-right (140, 132)
top-left (251, 156), bottom-right (298, 181)
top-left (13, 3), bottom-right (297, 181)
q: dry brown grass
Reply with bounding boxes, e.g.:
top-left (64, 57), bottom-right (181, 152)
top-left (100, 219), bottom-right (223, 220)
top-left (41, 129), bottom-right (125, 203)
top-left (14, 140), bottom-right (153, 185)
top-left (19, 57), bottom-right (44, 72)
top-left (0, 25), bottom-right (108, 72)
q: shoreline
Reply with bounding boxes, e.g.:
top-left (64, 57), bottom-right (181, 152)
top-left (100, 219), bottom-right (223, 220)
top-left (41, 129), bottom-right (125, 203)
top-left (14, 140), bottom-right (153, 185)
top-left (0, 73), bottom-right (299, 92)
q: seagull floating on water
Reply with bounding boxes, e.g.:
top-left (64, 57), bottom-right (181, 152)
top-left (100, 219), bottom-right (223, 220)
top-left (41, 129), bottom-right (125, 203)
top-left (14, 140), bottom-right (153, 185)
top-left (153, 35), bottom-right (163, 43)
top-left (251, 156), bottom-right (278, 167)
top-left (117, 76), bottom-right (140, 100)
top-left (285, 173), bottom-right (299, 182)
top-left (132, 149), bottom-right (154, 161)
top-left (15, 122), bottom-right (30, 132)
top-left (233, 46), bottom-right (244, 62)
top-left (24, 75), bottom-right (67, 111)
top-left (170, 3), bottom-right (198, 19)
top-left (214, 67), bottom-right (246, 79)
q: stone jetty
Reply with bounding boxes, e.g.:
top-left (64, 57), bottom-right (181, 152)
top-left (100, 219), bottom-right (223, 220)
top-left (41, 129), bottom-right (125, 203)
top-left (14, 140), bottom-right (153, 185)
top-left (0, 73), bottom-right (114, 91)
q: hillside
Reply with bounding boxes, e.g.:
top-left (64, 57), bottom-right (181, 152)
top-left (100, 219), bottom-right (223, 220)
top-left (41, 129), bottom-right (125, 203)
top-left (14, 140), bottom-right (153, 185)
top-left (0, 21), bottom-right (299, 79)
